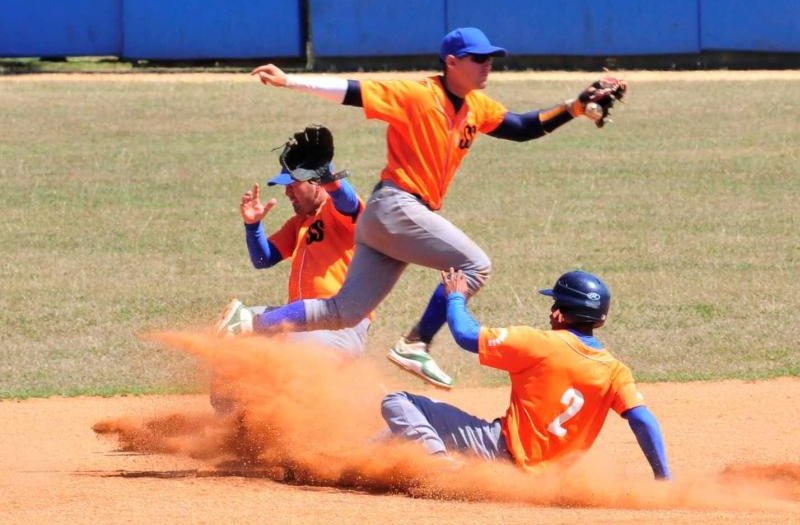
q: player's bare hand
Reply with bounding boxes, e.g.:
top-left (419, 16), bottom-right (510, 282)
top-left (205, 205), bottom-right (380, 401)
top-left (240, 183), bottom-right (277, 224)
top-left (250, 64), bottom-right (288, 87)
top-left (441, 267), bottom-right (468, 296)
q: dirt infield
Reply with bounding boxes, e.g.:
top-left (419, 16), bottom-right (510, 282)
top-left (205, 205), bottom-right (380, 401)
top-left (2, 333), bottom-right (798, 525)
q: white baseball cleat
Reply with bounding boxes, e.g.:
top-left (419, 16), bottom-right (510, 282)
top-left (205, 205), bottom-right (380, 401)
top-left (387, 338), bottom-right (454, 389)
top-left (215, 299), bottom-right (254, 336)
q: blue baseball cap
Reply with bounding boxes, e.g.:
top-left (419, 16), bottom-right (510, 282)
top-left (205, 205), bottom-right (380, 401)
top-left (267, 167), bottom-right (294, 186)
top-left (267, 162), bottom-right (335, 186)
top-left (439, 27), bottom-right (507, 60)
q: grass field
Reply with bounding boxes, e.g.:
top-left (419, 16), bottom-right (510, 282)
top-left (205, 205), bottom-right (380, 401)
top-left (1, 71), bottom-right (798, 398)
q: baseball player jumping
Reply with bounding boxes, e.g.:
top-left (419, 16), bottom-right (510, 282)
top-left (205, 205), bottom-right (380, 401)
top-left (381, 269), bottom-right (671, 479)
top-left (227, 27), bottom-right (626, 389)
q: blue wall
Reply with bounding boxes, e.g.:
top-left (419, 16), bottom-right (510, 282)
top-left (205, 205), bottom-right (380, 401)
top-left (309, 0), bottom-right (446, 57)
top-left (700, 0), bottom-right (800, 52)
top-left (447, 0), bottom-right (700, 55)
top-left (0, 0), bottom-right (121, 57)
top-left (1, 0), bottom-right (799, 59)
top-left (122, 0), bottom-right (303, 59)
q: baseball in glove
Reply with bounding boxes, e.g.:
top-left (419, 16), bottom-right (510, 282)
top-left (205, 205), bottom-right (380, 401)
top-left (572, 77), bottom-right (628, 128)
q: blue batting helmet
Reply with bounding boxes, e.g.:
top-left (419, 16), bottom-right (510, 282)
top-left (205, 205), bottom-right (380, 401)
top-left (539, 270), bottom-right (611, 325)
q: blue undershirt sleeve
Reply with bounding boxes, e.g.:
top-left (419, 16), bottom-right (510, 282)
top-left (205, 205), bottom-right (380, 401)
top-left (254, 300), bottom-right (307, 332)
top-left (623, 405), bottom-right (672, 480)
top-left (326, 179), bottom-right (361, 219)
top-left (343, 80), bottom-right (363, 107)
top-left (489, 111), bottom-right (545, 142)
top-left (245, 222), bottom-right (284, 269)
top-left (446, 292), bottom-right (480, 353)
top-left (415, 284), bottom-right (448, 344)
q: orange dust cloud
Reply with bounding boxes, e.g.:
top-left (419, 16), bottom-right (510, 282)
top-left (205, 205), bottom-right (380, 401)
top-left (94, 331), bottom-right (800, 510)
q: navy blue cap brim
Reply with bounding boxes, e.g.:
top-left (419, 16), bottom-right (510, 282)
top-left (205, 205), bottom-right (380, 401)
top-left (267, 169), bottom-right (294, 186)
top-left (539, 289), bottom-right (555, 297)
top-left (456, 45), bottom-right (508, 58)
top-left (268, 162), bottom-right (336, 186)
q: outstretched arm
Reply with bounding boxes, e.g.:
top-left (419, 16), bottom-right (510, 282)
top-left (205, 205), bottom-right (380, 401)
top-left (441, 268), bottom-right (480, 353)
top-left (489, 76), bottom-right (628, 141)
top-left (489, 106), bottom-right (572, 141)
top-left (251, 64), bottom-right (362, 106)
top-left (622, 405), bottom-right (672, 480)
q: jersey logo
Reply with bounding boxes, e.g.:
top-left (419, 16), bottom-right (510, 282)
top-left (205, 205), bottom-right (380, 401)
top-left (306, 220), bottom-right (325, 245)
top-left (486, 328), bottom-right (508, 347)
top-left (458, 124), bottom-right (477, 149)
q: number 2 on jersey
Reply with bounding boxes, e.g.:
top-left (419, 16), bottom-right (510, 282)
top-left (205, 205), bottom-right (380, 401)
top-left (547, 388), bottom-right (585, 437)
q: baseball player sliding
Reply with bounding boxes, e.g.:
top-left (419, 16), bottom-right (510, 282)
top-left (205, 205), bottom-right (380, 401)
top-left (382, 269), bottom-right (671, 479)
top-left (214, 125), bottom-right (371, 412)
top-left (226, 27), bottom-right (626, 389)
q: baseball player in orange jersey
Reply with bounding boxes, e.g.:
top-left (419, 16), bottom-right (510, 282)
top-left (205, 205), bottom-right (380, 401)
top-left (216, 126), bottom-right (370, 354)
top-left (239, 27), bottom-right (627, 389)
top-left (382, 269), bottom-right (671, 479)
top-left (214, 127), bottom-right (371, 413)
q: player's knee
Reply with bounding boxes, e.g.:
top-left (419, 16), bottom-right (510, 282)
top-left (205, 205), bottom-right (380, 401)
top-left (320, 294), bottom-right (372, 329)
top-left (475, 262), bottom-right (492, 285)
top-left (337, 307), bottom-right (369, 329)
top-left (464, 261), bottom-right (492, 293)
top-left (381, 392), bottom-right (412, 427)
top-left (381, 391), bottom-right (409, 413)
top-left (307, 297), bottom-right (366, 330)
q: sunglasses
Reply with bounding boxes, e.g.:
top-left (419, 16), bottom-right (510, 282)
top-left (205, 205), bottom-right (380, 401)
top-left (467, 54), bottom-right (493, 64)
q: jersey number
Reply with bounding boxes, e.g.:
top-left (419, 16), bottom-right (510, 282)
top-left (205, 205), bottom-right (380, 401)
top-left (547, 388), bottom-right (585, 437)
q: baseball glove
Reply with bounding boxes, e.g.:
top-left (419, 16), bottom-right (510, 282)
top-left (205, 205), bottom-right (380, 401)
top-left (279, 125), bottom-right (335, 182)
top-left (575, 77), bottom-right (627, 128)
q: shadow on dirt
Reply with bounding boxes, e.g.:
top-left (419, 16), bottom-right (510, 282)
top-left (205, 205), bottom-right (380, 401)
top-left (81, 457), bottom-right (429, 498)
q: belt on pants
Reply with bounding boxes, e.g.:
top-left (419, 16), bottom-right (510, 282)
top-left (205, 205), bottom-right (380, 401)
top-left (373, 180), bottom-right (431, 210)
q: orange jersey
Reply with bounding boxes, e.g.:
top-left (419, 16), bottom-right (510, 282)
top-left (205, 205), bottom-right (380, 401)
top-left (268, 196), bottom-right (361, 303)
top-left (478, 326), bottom-right (644, 471)
top-left (360, 76), bottom-right (507, 210)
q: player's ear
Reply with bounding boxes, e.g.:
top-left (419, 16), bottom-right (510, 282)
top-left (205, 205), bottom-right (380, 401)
top-left (551, 308), bottom-right (566, 325)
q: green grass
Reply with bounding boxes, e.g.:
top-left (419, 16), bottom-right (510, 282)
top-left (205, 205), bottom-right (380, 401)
top-left (1, 74), bottom-right (798, 398)
top-left (0, 57), bottom-right (260, 74)
top-left (0, 57), bottom-right (135, 74)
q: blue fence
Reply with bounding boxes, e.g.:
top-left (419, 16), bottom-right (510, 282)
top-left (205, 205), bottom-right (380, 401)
top-left (700, 0), bottom-right (800, 52)
top-left (0, 0), bottom-right (304, 59)
top-left (123, 0), bottom-right (303, 59)
top-left (0, 0), bottom-right (121, 57)
top-left (309, 0), bottom-right (445, 57)
top-left (1, 0), bottom-right (798, 59)
top-left (447, 0), bottom-right (700, 55)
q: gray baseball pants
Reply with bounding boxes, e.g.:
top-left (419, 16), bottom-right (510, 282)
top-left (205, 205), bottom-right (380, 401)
top-left (381, 391), bottom-right (512, 461)
top-left (302, 181), bottom-right (492, 330)
top-left (250, 306), bottom-right (370, 357)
